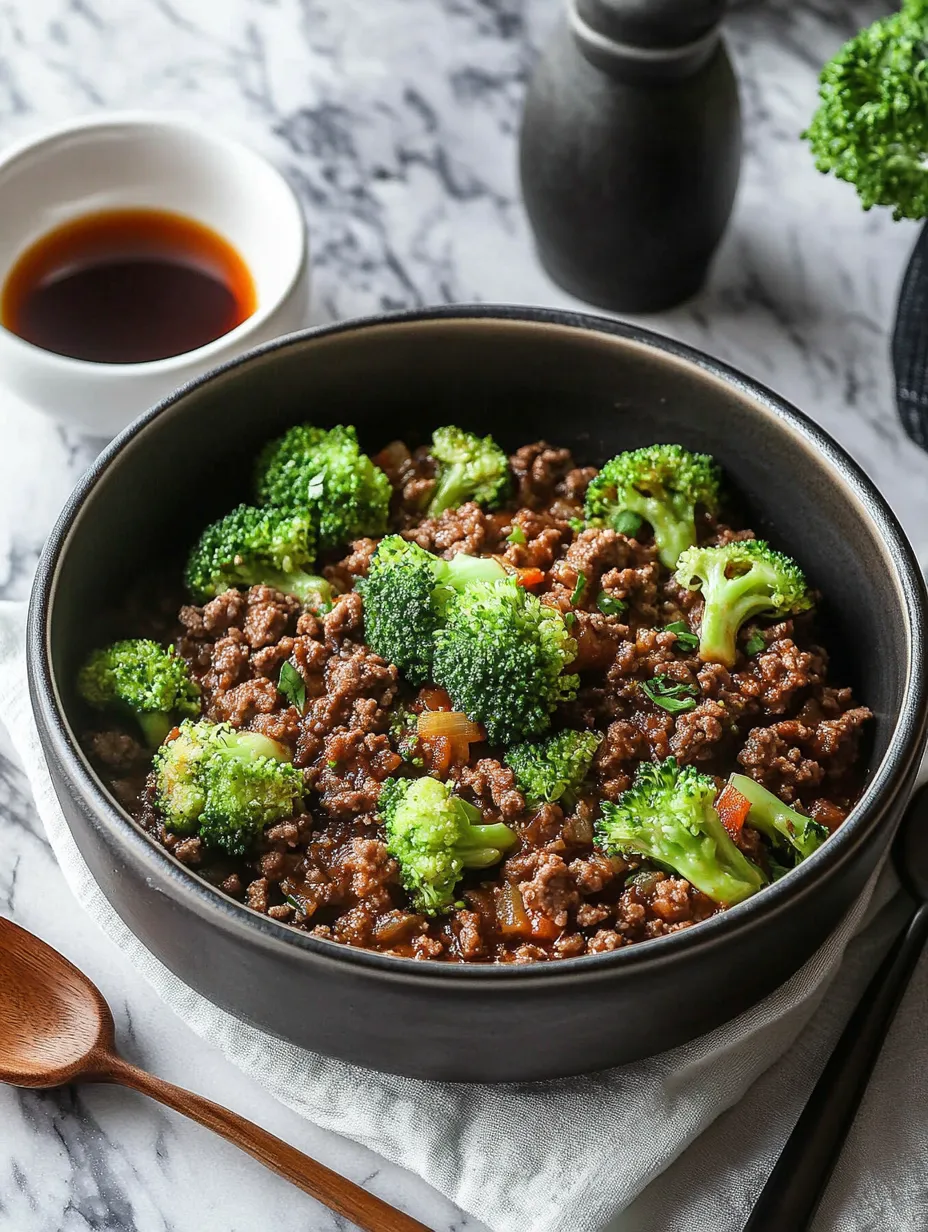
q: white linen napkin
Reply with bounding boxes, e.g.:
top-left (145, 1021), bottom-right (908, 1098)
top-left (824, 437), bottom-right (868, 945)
top-left (0, 596), bottom-right (912, 1232)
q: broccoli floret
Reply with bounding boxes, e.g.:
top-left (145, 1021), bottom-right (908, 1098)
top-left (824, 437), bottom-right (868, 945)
top-left (505, 729), bottom-right (602, 809)
top-left (674, 540), bottom-right (813, 668)
top-left (185, 503), bottom-right (333, 609)
top-left (596, 759), bottom-right (766, 906)
top-left (432, 580), bottom-right (578, 744)
top-left (255, 424), bottom-right (391, 550)
top-left (380, 775), bottom-right (517, 914)
top-left (804, 0), bottom-right (928, 221)
top-left (357, 536), bottom-right (506, 685)
top-left (728, 774), bottom-right (829, 862)
top-left (153, 720), bottom-right (303, 855)
top-left (584, 444), bottom-right (722, 569)
top-left (427, 425), bottom-right (510, 517)
top-left (78, 639), bottom-right (200, 749)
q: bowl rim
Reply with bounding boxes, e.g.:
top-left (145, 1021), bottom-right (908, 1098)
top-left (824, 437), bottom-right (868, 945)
top-left (28, 303), bottom-right (928, 986)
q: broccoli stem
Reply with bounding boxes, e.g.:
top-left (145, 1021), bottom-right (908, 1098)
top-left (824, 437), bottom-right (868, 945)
top-left (653, 813), bottom-right (766, 905)
top-left (430, 470), bottom-right (469, 517)
top-left (213, 729), bottom-right (294, 765)
top-left (259, 570), bottom-right (333, 608)
top-left (441, 554), bottom-right (508, 587)
top-left (433, 553), bottom-right (509, 611)
top-left (698, 587), bottom-right (780, 668)
top-left (697, 603), bottom-right (740, 669)
top-left (452, 797), bottom-right (518, 867)
top-left (696, 560), bottom-right (777, 667)
top-left (729, 774), bottom-right (828, 861)
top-left (137, 712), bottom-right (175, 750)
top-left (458, 822), bottom-right (522, 867)
top-left (637, 500), bottom-right (697, 570)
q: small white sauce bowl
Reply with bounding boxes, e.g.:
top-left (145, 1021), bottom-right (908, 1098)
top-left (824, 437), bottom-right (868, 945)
top-left (0, 112), bottom-right (309, 437)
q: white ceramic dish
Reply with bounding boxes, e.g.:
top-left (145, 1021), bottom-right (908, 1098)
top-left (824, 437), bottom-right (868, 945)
top-left (0, 112), bottom-right (309, 437)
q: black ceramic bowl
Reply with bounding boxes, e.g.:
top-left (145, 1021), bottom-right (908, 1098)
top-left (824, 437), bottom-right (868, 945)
top-left (29, 307), bottom-right (928, 1082)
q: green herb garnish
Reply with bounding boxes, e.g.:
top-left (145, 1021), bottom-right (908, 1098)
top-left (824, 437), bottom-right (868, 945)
top-left (571, 571), bottom-right (587, 606)
top-left (278, 662), bottom-right (306, 712)
top-left (665, 620), bottom-right (699, 652)
top-left (564, 611), bottom-right (577, 631)
top-left (640, 675), bottom-right (698, 714)
top-left (507, 525), bottom-right (527, 545)
top-left (596, 593), bottom-right (626, 620)
top-left (767, 855), bottom-right (793, 882)
top-left (597, 591), bottom-right (626, 618)
top-left (745, 631), bottom-right (766, 656)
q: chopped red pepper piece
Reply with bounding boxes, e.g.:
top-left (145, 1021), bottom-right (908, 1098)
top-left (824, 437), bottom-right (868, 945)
top-left (418, 685), bottom-right (453, 712)
top-left (528, 912), bottom-right (562, 942)
top-left (716, 781), bottom-right (752, 838)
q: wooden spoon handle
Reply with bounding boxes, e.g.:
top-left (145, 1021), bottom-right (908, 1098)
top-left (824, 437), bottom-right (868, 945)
top-left (105, 1055), bottom-right (431, 1232)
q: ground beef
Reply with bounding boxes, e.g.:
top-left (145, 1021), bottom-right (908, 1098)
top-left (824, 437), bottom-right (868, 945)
top-left (518, 853), bottom-right (578, 927)
top-left (738, 696), bottom-right (870, 803)
top-left (374, 440), bottom-right (437, 527)
top-left (92, 438), bottom-right (872, 964)
top-left (552, 527), bottom-right (637, 592)
top-left (203, 589), bottom-right (246, 634)
top-left (509, 442), bottom-right (575, 508)
top-left (556, 466), bottom-right (598, 504)
top-left (322, 591), bottom-right (365, 643)
top-left (85, 730), bottom-right (145, 772)
top-left (402, 501), bottom-right (496, 558)
top-left (501, 509), bottom-right (572, 571)
top-left (732, 638), bottom-right (826, 716)
top-left (454, 758), bottom-right (526, 821)
top-left (324, 538), bottom-right (378, 590)
top-left (174, 836), bottom-right (204, 866)
top-left (309, 731), bottom-right (401, 816)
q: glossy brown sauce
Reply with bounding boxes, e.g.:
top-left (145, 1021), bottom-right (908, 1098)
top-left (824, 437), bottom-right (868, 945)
top-left (1, 207), bottom-right (256, 363)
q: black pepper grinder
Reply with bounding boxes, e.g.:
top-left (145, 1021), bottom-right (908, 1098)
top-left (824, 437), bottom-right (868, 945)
top-left (519, 0), bottom-right (741, 313)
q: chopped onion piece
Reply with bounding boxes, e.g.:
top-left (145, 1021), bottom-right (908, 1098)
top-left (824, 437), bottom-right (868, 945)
top-left (417, 711), bottom-right (486, 742)
top-left (496, 883), bottom-right (530, 935)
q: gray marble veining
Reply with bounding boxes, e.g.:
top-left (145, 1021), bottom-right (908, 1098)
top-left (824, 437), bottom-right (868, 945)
top-left (0, 1), bottom-right (924, 1229)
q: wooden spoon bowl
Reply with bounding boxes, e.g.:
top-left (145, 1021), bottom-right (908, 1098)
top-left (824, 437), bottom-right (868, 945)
top-left (0, 916), bottom-right (428, 1232)
top-left (0, 918), bottom-right (114, 1086)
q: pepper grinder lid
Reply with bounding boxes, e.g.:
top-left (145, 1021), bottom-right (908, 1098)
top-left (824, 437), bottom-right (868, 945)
top-left (575, 0), bottom-right (727, 50)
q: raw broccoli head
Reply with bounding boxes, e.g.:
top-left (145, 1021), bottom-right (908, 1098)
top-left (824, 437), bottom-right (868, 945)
top-left (255, 423), bottom-right (391, 550)
top-left (804, 0), bottom-right (928, 221)
top-left (357, 535), bottom-right (506, 685)
top-left (728, 774), bottom-right (829, 863)
top-left (427, 425), bottom-right (510, 517)
top-left (596, 758), bottom-right (766, 907)
top-left (184, 503), bottom-right (333, 610)
top-left (154, 720), bottom-right (303, 856)
top-left (78, 639), bottom-right (200, 749)
top-left (584, 444), bottom-right (722, 569)
top-left (432, 580), bottom-right (579, 745)
top-left (675, 539), bottom-right (813, 669)
top-left (380, 775), bottom-right (517, 914)
top-left (505, 728), bottom-right (602, 809)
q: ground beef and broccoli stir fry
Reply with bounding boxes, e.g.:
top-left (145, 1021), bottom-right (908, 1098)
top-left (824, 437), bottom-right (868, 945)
top-left (79, 427), bottom-right (872, 963)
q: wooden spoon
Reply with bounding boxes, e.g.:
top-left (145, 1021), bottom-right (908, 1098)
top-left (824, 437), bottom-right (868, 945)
top-left (0, 915), bottom-right (430, 1232)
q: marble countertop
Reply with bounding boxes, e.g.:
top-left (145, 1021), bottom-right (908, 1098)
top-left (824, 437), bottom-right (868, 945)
top-left (0, 1), bottom-right (924, 1229)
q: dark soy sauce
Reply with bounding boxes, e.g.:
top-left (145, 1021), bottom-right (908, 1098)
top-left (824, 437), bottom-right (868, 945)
top-left (1, 207), bottom-right (256, 363)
